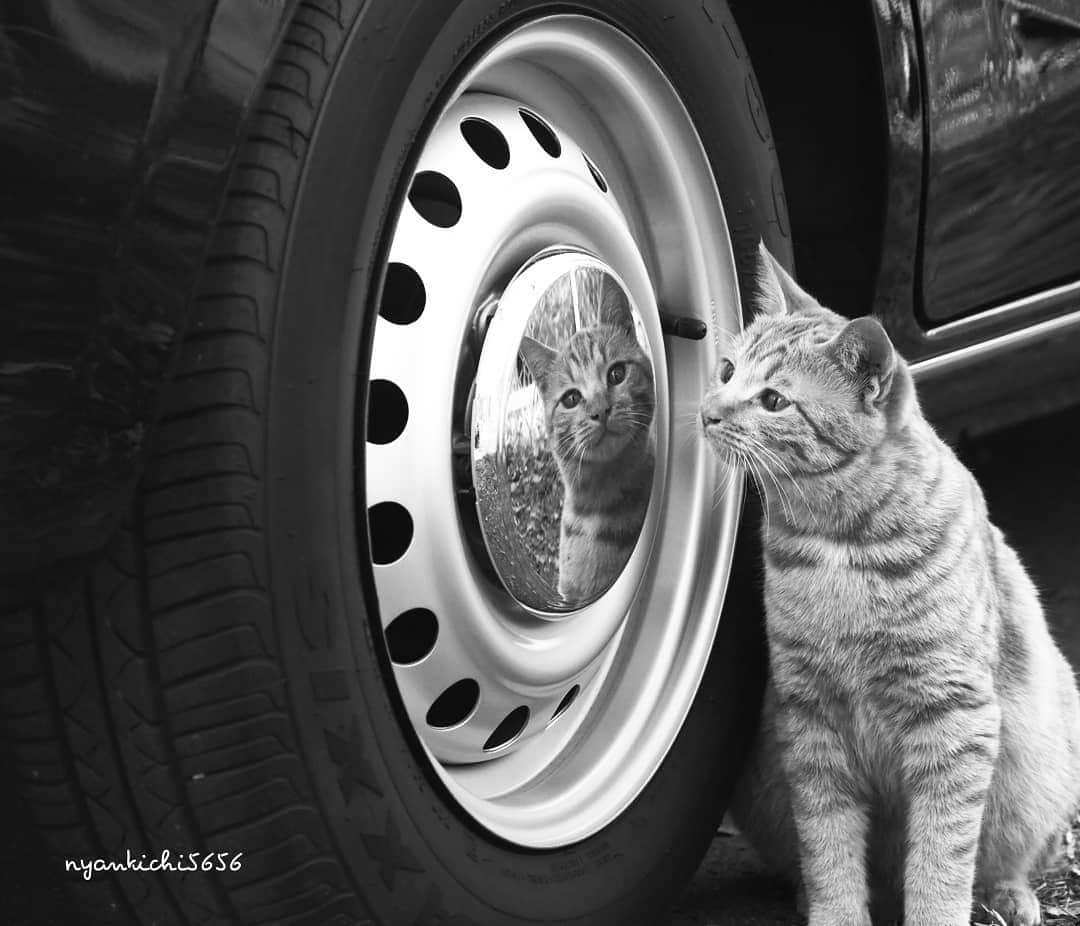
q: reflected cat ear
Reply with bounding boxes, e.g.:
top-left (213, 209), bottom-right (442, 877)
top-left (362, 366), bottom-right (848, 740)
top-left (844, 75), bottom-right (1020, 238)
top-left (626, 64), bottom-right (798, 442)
top-left (825, 317), bottom-right (897, 406)
top-left (755, 240), bottom-right (816, 317)
top-left (598, 279), bottom-right (635, 334)
top-left (519, 336), bottom-right (558, 391)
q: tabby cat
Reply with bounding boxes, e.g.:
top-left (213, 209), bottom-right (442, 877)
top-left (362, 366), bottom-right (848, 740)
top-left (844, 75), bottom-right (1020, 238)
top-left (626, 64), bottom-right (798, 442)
top-left (520, 281), bottom-right (655, 603)
top-left (700, 243), bottom-right (1080, 926)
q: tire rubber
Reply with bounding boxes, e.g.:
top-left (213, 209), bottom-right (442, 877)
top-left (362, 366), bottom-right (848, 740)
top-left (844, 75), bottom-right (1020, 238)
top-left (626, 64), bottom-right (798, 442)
top-left (0, 1), bottom-right (790, 923)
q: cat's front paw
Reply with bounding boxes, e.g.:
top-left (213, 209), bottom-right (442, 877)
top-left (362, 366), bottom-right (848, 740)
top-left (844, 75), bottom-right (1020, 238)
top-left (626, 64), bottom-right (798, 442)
top-left (982, 882), bottom-right (1042, 926)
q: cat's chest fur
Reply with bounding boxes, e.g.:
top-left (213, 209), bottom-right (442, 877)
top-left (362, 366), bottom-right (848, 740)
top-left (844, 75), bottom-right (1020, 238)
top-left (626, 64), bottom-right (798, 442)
top-left (759, 468), bottom-right (995, 741)
top-left (764, 556), bottom-right (900, 701)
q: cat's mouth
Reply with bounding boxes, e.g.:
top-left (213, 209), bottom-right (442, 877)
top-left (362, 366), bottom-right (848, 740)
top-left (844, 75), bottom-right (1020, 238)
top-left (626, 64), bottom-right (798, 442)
top-left (702, 425), bottom-right (737, 463)
top-left (584, 425), bottom-right (631, 460)
top-left (589, 423), bottom-right (624, 445)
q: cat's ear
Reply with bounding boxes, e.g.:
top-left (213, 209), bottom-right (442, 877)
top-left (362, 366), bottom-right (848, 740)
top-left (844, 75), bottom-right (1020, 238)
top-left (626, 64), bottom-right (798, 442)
top-left (825, 317), bottom-right (897, 407)
top-left (755, 240), bottom-right (816, 317)
top-left (598, 279), bottom-right (635, 334)
top-left (519, 336), bottom-right (558, 391)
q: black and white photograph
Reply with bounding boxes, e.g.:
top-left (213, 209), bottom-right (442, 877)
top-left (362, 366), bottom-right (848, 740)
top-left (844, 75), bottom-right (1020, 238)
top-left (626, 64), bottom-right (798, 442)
top-left (2, 1), bottom-right (1079, 924)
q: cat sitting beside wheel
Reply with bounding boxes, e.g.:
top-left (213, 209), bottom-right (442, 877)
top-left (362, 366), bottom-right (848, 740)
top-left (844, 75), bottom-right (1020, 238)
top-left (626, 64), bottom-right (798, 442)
top-left (699, 242), bottom-right (1080, 926)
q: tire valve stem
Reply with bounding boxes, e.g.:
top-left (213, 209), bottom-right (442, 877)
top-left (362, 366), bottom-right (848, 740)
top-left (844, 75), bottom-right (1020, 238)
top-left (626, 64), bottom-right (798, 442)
top-left (658, 308), bottom-right (707, 341)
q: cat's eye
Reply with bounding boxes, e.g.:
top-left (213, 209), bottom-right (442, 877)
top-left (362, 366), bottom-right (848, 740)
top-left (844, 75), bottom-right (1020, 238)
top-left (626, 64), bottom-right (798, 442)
top-left (606, 362), bottom-right (626, 386)
top-left (719, 359), bottom-right (735, 384)
top-left (759, 389), bottom-right (790, 412)
top-left (560, 388), bottom-right (582, 409)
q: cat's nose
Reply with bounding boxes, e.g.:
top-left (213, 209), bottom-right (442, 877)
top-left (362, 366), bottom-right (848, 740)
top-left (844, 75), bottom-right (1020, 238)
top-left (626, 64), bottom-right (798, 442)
top-left (700, 396), bottom-right (725, 428)
top-left (588, 403), bottom-right (611, 422)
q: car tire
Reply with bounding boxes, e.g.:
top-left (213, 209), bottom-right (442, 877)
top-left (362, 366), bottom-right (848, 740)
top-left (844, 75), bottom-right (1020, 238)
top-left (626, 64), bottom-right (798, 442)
top-left (0, 1), bottom-right (789, 923)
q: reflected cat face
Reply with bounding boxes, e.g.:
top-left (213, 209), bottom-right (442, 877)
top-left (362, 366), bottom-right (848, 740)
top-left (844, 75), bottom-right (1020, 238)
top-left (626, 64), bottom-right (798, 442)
top-left (520, 287), bottom-right (655, 469)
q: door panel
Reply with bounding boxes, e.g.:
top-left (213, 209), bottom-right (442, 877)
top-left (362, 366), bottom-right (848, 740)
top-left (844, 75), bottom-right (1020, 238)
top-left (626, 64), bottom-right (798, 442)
top-left (918, 0), bottom-right (1080, 322)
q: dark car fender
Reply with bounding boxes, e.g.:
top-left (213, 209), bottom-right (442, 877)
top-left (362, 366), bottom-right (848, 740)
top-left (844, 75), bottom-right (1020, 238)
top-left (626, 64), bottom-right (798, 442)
top-left (0, 0), bottom-right (298, 577)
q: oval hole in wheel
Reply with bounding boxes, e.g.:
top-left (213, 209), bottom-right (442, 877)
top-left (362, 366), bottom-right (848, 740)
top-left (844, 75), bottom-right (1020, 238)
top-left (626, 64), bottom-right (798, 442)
top-left (380, 262), bottom-right (426, 325)
top-left (584, 154), bottom-right (608, 192)
top-left (483, 706), bottom-right (530, 751)
top-left (426, 679), bottom-right (480, 728)
top-left (550, 685), bottom-right (580, 722)
top-left (519, 109), bottom-right (561, 158)
top-left (367, 379), bottom-right (408, 445)
top-left (385, 608), bottom-right (438, 665)
top-left (368, 501), bottom-right (413, 565)
top-left (461, 118), bottom-right (510, 169)
top-left (408, 171), bottom-right (462, 227)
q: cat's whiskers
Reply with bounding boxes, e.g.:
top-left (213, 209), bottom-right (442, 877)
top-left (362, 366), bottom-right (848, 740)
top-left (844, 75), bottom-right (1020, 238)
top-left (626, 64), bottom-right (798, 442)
top-left (744, 455), bottom-right (776, 538)
top-left (724, 436), bottom-right (770, 527)
top-left (747, 437), bottom-right (800, 519)
top-left (675, 410), bottom-right (708, 450)
top-left (709, 449), bottom-right (740, 510)
top-left (709, 460), bottom-right (740, 510)
top-left (736, 434), bottom-right (791, 525)
top-left (746, 436), bottom-right (817, 529)
top-left (752, 451), bottom-right (792, 526)
top-left (618, 412), bottom-right (656, 430)
top-left (572, 434), bottom-right (588, 486)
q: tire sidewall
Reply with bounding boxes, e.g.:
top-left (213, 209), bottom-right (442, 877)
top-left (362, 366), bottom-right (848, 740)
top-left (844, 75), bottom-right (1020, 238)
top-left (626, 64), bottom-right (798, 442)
top-left (266, 1), bottom-right (785, 921)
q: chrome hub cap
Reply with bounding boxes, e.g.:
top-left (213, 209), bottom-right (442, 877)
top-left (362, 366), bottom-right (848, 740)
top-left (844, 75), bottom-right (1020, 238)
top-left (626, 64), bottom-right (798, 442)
top-left (364, 15), bottom-right (744, 848)
top-left (470, 246), bottom-right (659, 614)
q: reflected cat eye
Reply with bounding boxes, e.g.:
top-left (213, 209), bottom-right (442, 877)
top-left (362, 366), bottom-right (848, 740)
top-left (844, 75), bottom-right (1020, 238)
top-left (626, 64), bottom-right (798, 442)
top-left (719, 359), bottom-right (735, 383)
top-left (607, 362), bottom-right (627, 385)
top-left (760, 389), bottom-right (790, 412)
top-left (560, 388), bottom-right (583, 409)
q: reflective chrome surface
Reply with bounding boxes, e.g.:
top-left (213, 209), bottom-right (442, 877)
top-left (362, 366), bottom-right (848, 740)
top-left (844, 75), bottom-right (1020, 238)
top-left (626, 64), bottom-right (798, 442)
top-left (472, 250), bottom-right (656, 613)
top-left (918, 0), bottom-right (1080, 321)
top-left (365, 17), bottom-right (743, 847)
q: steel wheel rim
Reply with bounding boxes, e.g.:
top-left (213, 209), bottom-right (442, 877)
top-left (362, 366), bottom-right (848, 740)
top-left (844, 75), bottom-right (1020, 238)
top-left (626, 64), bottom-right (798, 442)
top-left (364, 14), bottom-right (744, 848)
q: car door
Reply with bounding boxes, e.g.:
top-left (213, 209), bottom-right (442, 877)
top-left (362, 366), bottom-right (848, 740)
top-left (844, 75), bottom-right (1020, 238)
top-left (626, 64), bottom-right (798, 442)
top-left (917, 0), bottom-right (1080, 323)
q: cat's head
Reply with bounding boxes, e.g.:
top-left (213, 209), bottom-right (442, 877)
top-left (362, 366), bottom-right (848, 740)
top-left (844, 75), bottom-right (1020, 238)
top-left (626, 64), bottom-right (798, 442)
top-left (700, 242), bottom-right (915, 482)
top-left (520, 283), bottom-right (655, 466)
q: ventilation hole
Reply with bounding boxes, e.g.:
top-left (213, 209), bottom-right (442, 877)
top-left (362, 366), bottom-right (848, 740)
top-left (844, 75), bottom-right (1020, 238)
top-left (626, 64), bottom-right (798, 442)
top-left (367, 380), bottom-right (408, 445)
top-left (385, 608), bottom-right (438, 664)
top-left (551, 685), bottom-right (580, 722)
top-left (483, 706), bottom-right (530, 751)
top-left (368, 502), bottom-right (413, 565)
top-left (426, 679), bottom-right (480, 728)
top-left (584, 155), bottom-right (608, 193)
top-left (460, 118), bottom-right (510, 170)
top-left (408, 171), bottom-right (462, 227)
top-left (519, 109), bottom-right (561, 158)
top-left (380, 262), bottom-right (426, 325)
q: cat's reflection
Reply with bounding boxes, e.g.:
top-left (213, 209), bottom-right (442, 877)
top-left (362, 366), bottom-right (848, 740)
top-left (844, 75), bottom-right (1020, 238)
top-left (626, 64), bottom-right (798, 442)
top-left (519, 280), bottom-right (655, 604)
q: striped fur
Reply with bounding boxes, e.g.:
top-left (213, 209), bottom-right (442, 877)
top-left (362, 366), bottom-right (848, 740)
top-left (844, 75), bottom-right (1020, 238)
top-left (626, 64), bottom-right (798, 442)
top-left (702, 244), bottom-right (1080, 926)
top-left (519, 281), bottom-right (655, 603)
